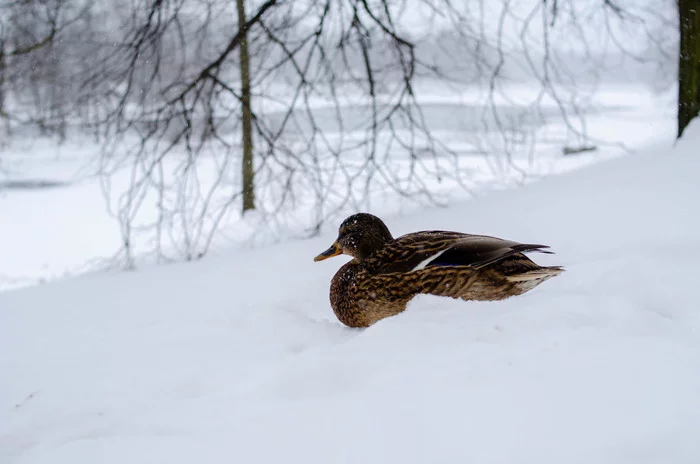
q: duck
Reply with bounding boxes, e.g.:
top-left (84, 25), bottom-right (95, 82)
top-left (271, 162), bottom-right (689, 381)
top-left (314, 213), bottom-right (563, 328)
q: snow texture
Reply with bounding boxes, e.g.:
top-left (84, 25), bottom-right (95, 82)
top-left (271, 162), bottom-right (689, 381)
top-left (1, 121), bottom-right (700, 463)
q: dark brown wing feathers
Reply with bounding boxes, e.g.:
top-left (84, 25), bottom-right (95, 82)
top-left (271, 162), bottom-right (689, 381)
top-left (365, 231), bottom-right (553, 274)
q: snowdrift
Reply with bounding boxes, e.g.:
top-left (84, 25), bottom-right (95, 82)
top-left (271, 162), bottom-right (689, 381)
top-left (1, 123), bottom-right (699, 463)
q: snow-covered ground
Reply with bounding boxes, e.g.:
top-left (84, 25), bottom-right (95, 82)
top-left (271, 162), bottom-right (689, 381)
top-left (1, 116), bottom-right (698, 462)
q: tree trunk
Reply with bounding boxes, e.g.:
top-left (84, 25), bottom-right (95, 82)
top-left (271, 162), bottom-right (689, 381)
top-left (237, 0), bottom-right (255, 212)
top-left (678, 0), bottom-right (700, 138)
top-left (0, 37), bottom-right (6, 127)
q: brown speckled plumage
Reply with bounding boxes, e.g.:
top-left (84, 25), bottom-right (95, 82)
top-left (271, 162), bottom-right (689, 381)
top-left (315, 213), bottom-right (564, 328)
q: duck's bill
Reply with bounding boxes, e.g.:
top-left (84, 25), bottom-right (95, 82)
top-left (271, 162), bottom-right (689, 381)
top-left (314, 242), bottom-right (342, 262)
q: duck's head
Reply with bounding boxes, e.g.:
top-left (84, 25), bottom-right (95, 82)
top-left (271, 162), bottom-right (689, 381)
top-left (314, 213), bottom-right (394, 262)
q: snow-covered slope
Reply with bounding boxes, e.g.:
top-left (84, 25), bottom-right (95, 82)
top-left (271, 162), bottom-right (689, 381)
top-left (2, 123), bottom-right (700, 463)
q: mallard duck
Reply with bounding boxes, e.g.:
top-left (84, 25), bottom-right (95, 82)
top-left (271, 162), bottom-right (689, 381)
top-left (314, 213), bottom-right (563, 328)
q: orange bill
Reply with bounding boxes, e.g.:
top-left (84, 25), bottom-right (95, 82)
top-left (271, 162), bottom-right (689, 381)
top-left (314, 242), bottom-right (342, 262)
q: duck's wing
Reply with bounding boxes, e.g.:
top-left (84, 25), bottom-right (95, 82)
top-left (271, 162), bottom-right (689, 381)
top-left (367, 231), bottom-right (553, 274)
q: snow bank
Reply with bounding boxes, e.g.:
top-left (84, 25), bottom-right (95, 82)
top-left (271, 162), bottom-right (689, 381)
top-left (1, 121), bottom-right (699, 463)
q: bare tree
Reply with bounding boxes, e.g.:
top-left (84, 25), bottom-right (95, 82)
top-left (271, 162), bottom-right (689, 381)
top-left (0, 0), bottom-right (95, 139)
top-left (88, 0), bottom-right (467, 264)
top-left (678, 0), bottom-right (700, 137)
top-left (237, 0), bottom-right (255, 212)
top-left (0, 0), bottom-right (62, 132)
top-left (0, 0), bottom-right (680, 267)
top-left (83, 0), bottom-right (680, 266)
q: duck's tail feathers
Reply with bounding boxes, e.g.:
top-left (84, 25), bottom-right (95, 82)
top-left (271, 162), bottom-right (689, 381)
top-left (505, 266), bottom-right (565, 283)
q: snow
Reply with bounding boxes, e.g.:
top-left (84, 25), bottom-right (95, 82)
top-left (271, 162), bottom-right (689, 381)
top-left (2, 118), bottom-right (700, 462)
top-left (0, 140), bottom-right (120, 288)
